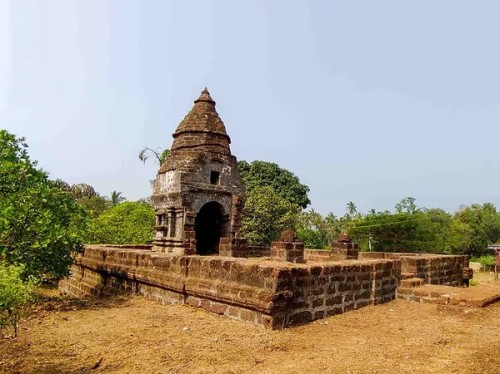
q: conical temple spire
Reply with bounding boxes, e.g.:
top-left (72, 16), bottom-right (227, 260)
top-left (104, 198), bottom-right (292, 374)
top-left (194, 87), bottom-right (216, 105)
top-left (169, 87), bottom-right (230, 155)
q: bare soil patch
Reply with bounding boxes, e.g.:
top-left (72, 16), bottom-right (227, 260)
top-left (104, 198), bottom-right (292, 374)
top-left (1, 282), bottom-right (499, 374)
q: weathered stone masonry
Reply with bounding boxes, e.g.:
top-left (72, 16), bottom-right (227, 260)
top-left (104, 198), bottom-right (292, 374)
top-left (59, 88), bottom-right (474, 328)
top-left (60, 246), bottom-right (401, 329)
top-left (151, 88), bottom-right (245, 255)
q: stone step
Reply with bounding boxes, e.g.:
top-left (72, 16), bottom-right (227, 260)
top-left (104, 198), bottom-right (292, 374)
top-left (400, 277), bottom-right (425, 288)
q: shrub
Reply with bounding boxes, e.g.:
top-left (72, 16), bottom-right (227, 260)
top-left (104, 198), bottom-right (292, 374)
top-left (478, 255), bottom-right (496, 272)
top-left (86, 201), bottom-right (155, 244)
top-left (0, 130), bottom-right (89, 279)
top-left (0, 263), bottom-right (35, 337)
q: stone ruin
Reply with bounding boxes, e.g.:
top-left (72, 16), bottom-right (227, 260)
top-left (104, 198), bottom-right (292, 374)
top-left (60, 88), bottom-right (474, 329)
top-left (151, 88), bottom-right (245, 255)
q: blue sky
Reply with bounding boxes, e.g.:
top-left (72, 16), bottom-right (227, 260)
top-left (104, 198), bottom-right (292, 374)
top-left (1, 0), bottom-right (499, 216)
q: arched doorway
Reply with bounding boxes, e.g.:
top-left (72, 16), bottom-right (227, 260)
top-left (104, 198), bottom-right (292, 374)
top-left (195, 202), bottom-right (226, 255)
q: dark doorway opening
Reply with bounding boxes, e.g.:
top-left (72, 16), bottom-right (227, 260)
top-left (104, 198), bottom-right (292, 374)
top-left (195, 202), bottom-right (225, 255)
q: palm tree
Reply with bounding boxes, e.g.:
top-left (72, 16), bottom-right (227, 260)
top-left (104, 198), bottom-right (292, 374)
top-left (110, 191), bottom-right (126, 206)
top-left (346, 201), bottom-right (357, 219)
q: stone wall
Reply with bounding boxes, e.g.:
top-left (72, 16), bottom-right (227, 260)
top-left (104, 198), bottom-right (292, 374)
top-left (60, 245), bottom-right (400, 329)
top-left (247, 246), bottom-right (270, 257)
top-left (304, 249), bottom-right (334, 262)
top-left (272, 260), bottom-right (400, 326)
top-left (359, 252), bottom-right (470, 287)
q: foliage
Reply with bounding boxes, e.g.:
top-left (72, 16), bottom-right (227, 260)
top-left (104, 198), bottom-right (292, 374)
top-left (241, 186), bottom-right (300, 246)
top-left (345, 201), bottom-right (358, 220)
top-left (0, 130), bottom-right (89, 279)
top-left (54, 179), bottom-right (111, 218)
top-left (477, 255), bottom-right (496, 271)
top-left (351, 203), bottom-right (473, 253)
top-left (290, 197), bottom-right (497, 257)
top-left (138, 147), bottom-right (170, 165)
top-left (0, 263), bottom-right (35, 337)
top-left (454, 203), bottom-right (500, 256)
top-left (76, 195), bottom-right (111, 218)
top-left (110, 191), bottom-right (126, 206)
top-left (296, 210), bottom-right (330, 249)
top-left (86, 201), bottom-right (155, 244)
top-left (238, 160), bottom-right (310, 209)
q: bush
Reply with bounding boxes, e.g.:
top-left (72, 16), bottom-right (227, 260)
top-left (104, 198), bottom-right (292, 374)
top-left (86, 201), bottom-right (155, 244)
top-left (0, 263), bottom-right (35, 337)
top-left (0, 130), bottom-right (89, 279)
top-left (241, 186), bottom-right (300, 246)
top-left (478, 255), bottom-right (496, 271)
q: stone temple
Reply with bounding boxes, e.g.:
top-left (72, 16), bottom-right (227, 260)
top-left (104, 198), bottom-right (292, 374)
top-left (151, 88), bottom-right (245, 255)
top-left (60, 88), bottom-right (479, 329)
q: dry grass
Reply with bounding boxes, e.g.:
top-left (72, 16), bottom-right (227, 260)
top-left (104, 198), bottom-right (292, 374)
top-left (1, 280), bottom-right (499, 374)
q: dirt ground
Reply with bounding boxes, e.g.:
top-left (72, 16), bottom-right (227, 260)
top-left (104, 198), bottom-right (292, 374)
top-left (1, 274), bottom-right (499, 374)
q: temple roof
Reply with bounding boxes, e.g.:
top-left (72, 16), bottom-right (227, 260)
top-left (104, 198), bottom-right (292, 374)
top-left (170, 88), bottom-right (231, 154)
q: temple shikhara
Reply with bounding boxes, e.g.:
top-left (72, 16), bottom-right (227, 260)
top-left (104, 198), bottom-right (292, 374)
top-left (60, 88), bottom-right (483, 330)
top-left (151, 88), bottom-right (245, 255)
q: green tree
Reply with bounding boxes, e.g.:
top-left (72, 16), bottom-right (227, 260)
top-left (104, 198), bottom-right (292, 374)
top-left (346, 201), bottom-right (358, 220)
top-left (454, 203), bottom-right (500, 256)
top-left (238, 160), bottom-right (310, 209)
top-left (0, 263), bottom-right (35, 337)
top-left (77, 195), bottom-right (111, 218)
top-left (351, 203), bottom-right (473, 254)
top-left (241, 186), bottom-right (300, 246)
top-left (86, 201), bottom-right (155, 244)
top-left (110, 191), bottom-right (126, 206)
top-left (297, 210), bottom-right (329, 249)
top-left (0, 131), bottom-right (89, 279)
top-left (395, 197), bottom-right (418, 214)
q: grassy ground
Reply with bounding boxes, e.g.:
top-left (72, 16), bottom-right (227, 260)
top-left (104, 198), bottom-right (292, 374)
top-left (0, 273), bottom-right (499, 374)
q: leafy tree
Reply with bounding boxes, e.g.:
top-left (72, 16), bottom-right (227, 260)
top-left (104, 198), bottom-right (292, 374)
top-left (110, 191), bottom-right (126, 206)
top-left (86, 201), bottom-right (155, 244)
top-left (351, 202), bottom-right (474, 254)
top-left (297, 210), bottom-right (329, 249)
top-left (241, 186), bottom-right (300, 246)
top-left (454, 203), bottom-right (500, 256)
top-left (0, 131), bottom-right (89, 278)
top-left (238, 160), bottom-right (310, 209)
top-left (0, 263), bottom-right (35, 337)
top-left (395, 197), bottom-right (418, 214)
top-left (324, 212), bottom-right (343, 244)
top-left (77, 195), bottom-right (111, 218)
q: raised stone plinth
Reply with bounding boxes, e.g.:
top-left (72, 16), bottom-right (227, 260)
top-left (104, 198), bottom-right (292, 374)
top-left (59, 245), bottom-right (401, 329)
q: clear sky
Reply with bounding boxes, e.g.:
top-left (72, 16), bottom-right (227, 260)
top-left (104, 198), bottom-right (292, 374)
top-left (1, 0), bottom-right (499, 216)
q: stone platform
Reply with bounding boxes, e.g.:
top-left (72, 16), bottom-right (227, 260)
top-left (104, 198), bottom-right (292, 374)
top-left (398, 280), bottom-right (500, 307)
top-left (60, 245), bottom-right (400, 329)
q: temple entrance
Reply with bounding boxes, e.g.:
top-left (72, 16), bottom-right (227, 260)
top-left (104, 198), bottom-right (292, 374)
top-left (195, 202), bottom-right (225, 255)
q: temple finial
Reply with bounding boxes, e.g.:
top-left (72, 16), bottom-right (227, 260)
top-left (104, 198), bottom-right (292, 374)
top-left (194, 87), bottom-right (215, 105)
